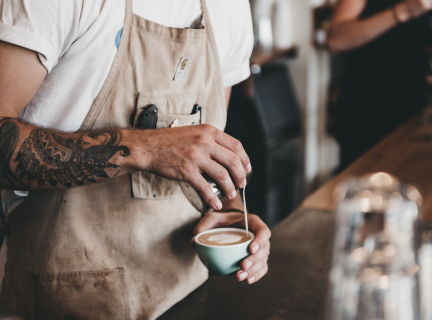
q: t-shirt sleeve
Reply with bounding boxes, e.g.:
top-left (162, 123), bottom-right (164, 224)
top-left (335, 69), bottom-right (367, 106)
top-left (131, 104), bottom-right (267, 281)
top-left (0, 0), bottom-right (99, 73)
top-left (216, 0), bottom-right (254, 88)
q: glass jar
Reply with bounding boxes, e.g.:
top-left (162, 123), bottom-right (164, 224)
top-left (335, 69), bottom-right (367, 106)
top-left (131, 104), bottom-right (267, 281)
top-left (327, 172), bottom-right (423, 320)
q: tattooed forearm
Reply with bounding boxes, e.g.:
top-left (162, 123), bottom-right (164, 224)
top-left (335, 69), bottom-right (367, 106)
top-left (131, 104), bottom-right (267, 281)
top-left (0, 121), bottom-right (25, 188)
top-left (0, 120), bottom-right (130, 189)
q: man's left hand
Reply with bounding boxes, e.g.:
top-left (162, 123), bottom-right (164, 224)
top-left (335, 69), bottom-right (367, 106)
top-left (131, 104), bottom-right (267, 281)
top-left (192, 211), bottom-right (271, 284)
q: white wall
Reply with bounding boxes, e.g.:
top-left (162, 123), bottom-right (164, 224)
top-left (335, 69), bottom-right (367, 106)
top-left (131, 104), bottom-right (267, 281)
top-left (251, 0), bottom-right (339, 195)
top-left (292, 0), bottom-right (339, 194)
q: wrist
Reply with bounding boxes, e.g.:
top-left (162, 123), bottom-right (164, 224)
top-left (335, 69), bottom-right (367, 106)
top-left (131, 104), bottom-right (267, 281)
top-left (117, 129), bottom-right (153, 173)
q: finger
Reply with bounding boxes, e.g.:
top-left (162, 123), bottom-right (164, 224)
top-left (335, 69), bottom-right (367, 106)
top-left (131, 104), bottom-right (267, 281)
top-left (237, 258), bottom-right (269, 282)
top-left (211, 213), bottom-right (271, 253)
top-left (214, 131), bottom-right (251, 174)
top-left (241, 215), bottom-right (271, 254)
top-left (189, 213), bottom-right (220, 247)
top-left (240, 242), bottom-right (270, 271)
top-left (209, 145), bottom-right (247, 190)
top-left (236, 269), bottom-right (249, 282)
top-left (245, 257), bottom-right (268, 278)
top-left (187, 172), bottom-right (223, 211)
top-left (193, 212), bottom-right (244, 236)
top-left (200, 160), bottom-right (237, 200)
top-left (247, 262), bottom-right (269, 284)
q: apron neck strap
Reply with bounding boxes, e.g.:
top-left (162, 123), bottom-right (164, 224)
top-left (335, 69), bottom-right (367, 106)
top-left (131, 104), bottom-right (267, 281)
top-left (199, 0), bottom-right (209, 26)
top-left (126, 0), bottom-right (132, 18)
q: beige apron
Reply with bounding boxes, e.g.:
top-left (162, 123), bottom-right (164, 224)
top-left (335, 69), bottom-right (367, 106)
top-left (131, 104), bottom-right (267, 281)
top-left (0, 0), bottom-right (226, 318)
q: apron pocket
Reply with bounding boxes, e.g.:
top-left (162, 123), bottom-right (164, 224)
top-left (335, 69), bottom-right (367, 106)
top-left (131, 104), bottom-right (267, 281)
top-left (131, 91), bottom-right (204, 200)
top-left (34, 268), bottom-right (129, 320)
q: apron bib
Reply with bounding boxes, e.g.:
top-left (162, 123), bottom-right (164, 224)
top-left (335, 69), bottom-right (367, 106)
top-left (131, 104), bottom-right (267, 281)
top-left (0, 0), bottom-right (226, 319)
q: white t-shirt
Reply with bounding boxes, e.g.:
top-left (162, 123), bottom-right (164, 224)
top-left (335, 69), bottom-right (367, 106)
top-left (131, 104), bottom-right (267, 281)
top-left (0, 0), bottom-right (253, 214)
top-left (0, 0), bottom-right (253, 132)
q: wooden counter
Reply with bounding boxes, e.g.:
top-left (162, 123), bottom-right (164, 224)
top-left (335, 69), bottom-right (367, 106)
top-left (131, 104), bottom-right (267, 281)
top-left (302, 107), bottom-right (432, 219)
top-left (158, 207), bottom-right (334, 320)
top-left (157, 107), bottom-right (432, 320)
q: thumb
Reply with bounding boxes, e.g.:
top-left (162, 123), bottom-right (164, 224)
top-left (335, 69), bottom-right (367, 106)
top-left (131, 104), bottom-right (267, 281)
top-left (190, 213), bottom-right (222, 247)
top-left (193, 212), bottom-right (225, 237)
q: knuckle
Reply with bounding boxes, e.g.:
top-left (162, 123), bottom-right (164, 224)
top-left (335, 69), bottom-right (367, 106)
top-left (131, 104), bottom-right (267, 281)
top-left (193, 134), bottom-right (208, 147)
top-left (185, 149), bottom-right (200, 163)
top-left (181, 163), bottom-right (194, 177)
top-left (217, 168), bottom-right (230, 181)
top-left (201, 183), bottom-right (214, 196)
top-left (233, 139), bottom-right (243, 153)
top-left (201, 124), bottom-right (215, 135)
top-left (263, 228), bottom-right (272, 239)
top-left (263, 265), bottom-right (269, 275)
top-left (230, 154), bottom-right (242, 168)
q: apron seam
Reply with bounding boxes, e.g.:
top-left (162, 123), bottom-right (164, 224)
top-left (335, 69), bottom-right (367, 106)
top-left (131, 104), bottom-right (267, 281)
top-left (131, 25), bottom-right (204, 41)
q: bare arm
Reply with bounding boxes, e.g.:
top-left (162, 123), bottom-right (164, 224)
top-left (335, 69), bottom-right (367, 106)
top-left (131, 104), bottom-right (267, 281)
top-left (328, 0), bottom-right (432, 53)
top-left (0, 42), bottom-right (251, 211)
top-left (225, 87), bottom-right (232, 108)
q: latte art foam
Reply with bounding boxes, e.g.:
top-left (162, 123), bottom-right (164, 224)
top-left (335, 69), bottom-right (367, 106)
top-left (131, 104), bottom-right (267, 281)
top-left (207, 234), bottom-right (243, 244)
top-left (198, 231), bottom-right (251, 246)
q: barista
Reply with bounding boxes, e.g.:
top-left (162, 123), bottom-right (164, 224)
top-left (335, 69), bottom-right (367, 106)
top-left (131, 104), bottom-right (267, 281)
top-left (328, 0), bottom-right (432, 170)
top-left (0, 0), bottom-right (271, 319)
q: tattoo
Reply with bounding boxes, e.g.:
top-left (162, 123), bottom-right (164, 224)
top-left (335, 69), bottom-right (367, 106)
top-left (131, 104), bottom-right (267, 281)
top-left (0, 121), bottom-right (26, 188)
top-left (0, 120), bottom-right (130, 189)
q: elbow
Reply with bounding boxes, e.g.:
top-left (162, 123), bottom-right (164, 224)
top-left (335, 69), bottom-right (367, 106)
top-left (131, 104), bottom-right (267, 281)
top-left (326, 24), bottom-right (350, 54)
top-left (327, 35), bottom-right (343, 54)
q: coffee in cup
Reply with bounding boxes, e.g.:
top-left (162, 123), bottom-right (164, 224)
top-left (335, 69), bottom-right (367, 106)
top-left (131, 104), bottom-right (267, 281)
top-left (195, 228), bottom-right (255, 276)
top-left (197, 230), bottom-right (251, 246)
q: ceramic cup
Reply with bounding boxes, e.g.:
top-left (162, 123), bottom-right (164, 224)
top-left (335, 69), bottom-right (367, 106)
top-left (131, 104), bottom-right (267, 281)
top-left (194, 228), bottom-right (255, 276)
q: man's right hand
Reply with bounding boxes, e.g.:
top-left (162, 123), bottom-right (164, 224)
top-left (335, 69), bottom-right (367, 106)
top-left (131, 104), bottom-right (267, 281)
top-left (126, 124), bottom-right (252, 211)
top-left (0, 40), bottom-right (251, 203)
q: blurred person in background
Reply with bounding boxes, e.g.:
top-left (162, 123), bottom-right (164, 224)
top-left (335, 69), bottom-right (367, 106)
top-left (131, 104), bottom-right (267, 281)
top-left (328, 0), bottom-right (432, 171)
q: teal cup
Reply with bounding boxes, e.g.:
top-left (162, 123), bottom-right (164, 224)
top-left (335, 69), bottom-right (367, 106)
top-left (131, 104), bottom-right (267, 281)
top-left (194, 228), bottom-right (255, 276)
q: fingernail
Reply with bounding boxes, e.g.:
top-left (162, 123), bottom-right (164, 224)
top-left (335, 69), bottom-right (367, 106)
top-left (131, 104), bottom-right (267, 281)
top-left (215, 201), bottom-right (222, 210)
top-left (245, 261), bottom-right (252, 270)
top-left (239, 271), bottom-right (248, 280)
top-left (242, 179), bottom-right (247, 188)
top-left (252, 244), bottom-right (259, 254)
top-left (230, 190), bottom-right (237, 199)
top-left (247, 276), bottom-right (256, 284)
top-left (246, 163), bottom-right (252, 173)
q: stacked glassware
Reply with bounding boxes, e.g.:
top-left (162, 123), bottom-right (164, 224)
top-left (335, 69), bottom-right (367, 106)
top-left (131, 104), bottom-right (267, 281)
top-left (327, 172), bottom-right (423, 320)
